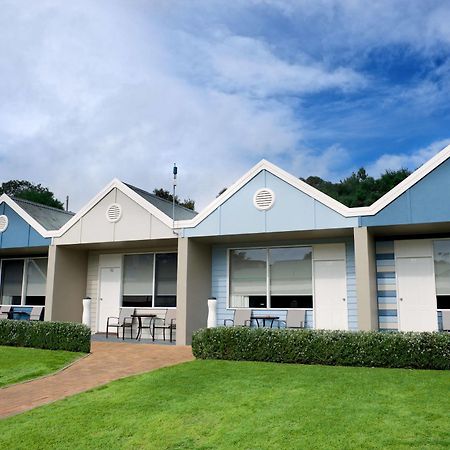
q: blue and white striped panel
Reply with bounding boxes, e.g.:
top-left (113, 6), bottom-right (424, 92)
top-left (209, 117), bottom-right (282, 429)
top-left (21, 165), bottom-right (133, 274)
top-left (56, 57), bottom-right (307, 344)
top-left (375, 241), bottom-right (398, 331)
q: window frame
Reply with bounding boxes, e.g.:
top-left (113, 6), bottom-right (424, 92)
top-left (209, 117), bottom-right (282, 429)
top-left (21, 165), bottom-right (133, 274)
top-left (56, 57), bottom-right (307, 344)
top-left (120, 251), bottom-right (177, 309)
top-left (0, 256), bottom-right (48, 307)
top-left (433, 238), bottom-right (450, 311)
top-left (227, 245), bottom-right (314, 310)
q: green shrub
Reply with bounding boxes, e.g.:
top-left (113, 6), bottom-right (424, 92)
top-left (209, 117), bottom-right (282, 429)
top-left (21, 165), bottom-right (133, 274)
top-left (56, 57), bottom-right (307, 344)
top-left (192, 327), bottom-right (450, 370)
top-left (0, 320), bottom-right (91, 353)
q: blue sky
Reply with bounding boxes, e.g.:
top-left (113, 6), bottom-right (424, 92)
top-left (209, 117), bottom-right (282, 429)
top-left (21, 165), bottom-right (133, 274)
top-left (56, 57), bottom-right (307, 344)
top-left (1, 0), bottom-right (450, 210)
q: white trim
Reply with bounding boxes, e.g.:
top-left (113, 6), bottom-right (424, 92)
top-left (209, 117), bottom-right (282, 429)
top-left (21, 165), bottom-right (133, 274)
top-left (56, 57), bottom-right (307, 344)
top-left (0, 194), bottom-right (56, 238)
top-left (175, 144), bottom-right (450, 229)
top-left (54, 179), bottom-right (175, 238)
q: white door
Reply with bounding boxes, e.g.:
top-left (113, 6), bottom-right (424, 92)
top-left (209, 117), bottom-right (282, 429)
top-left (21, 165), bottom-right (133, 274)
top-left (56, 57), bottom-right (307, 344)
top-left (314, 259), bottom-right (348, 330)
top-left (98, 267), bottom-right (121, 332)
top-left (396, 257), bottom-right (437, 331)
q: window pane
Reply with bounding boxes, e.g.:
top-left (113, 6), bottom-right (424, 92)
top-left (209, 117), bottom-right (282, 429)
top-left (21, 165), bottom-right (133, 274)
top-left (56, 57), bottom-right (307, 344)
top-left (122, 254), bottom-right (153, 307)
top-left (25, 259), bottom-right (47, 305)
top-left (155, 253), bottom-right (177, 307)
top-left (434, 241), bottom-right (450, 295)
top-left (1, 260), bottom-right (24, 305)
top-left (230, 249), bottom-right (267, 308)
top-left (122, 295), bottom-right (152, 308)
top-left (437, 295), bottom-right (450, 309)
top-left (269, 247), bottom-right (312, 308)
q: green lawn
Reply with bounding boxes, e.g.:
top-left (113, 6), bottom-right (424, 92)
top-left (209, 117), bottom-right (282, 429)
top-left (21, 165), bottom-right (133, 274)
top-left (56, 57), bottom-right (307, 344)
top-left (0, 360), bottom-right (449, 449)
top-left (0, 346), bottom-right (83, 388)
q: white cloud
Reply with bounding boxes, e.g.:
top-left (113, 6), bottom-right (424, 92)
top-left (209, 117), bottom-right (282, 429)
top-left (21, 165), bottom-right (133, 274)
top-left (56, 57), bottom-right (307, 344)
top-left (367, 139), bottom-right (450, 176)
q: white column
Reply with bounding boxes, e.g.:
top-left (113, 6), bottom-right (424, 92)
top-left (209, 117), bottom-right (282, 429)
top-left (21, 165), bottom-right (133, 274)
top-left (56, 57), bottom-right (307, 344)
top-left (207, 297), bottom-right (217, 328)
top-left (82, 297), bottom-right (92, 328)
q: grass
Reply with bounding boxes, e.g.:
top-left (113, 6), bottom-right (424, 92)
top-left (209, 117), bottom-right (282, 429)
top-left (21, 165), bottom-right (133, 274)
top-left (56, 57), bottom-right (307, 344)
top-left (0, 360), bottom-right (449, 449)
top-left (0, 346), bottom-right (83, 388)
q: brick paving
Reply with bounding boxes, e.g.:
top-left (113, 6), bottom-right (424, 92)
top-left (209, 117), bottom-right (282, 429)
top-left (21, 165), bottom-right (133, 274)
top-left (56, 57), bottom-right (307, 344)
top-left (0, 341), bottom-right (194, 419)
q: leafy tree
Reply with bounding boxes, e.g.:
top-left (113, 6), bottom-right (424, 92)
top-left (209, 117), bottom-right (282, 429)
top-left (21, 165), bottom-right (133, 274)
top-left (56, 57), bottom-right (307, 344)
top-left (0, 180), bottom-right (64, 210)
top-left (301, 167), bottom-right (412, 207)
top-left (153, 188), bottom-right (195, 210)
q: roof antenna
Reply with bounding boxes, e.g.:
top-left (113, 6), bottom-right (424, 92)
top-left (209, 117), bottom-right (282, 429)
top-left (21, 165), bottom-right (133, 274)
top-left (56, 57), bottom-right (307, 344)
top-left (65, 195), bottom-right (69, 212)
top-left (172, 163), bottom-right (177, 231)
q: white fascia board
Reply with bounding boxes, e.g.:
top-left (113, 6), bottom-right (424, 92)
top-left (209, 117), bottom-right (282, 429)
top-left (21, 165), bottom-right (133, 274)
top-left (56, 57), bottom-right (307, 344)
top-left (0, 194), bottom-right (54, 238)
top-left (54, 179), bottom-right (174, 238)
top-left (351, 143), bottom-right (450, 216)
top-left (175, 143), bottom-right (450, 229)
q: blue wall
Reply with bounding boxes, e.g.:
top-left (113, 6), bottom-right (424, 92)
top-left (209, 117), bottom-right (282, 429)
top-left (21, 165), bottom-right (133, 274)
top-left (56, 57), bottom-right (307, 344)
top-left (185, 170), bottom-right (358, 237)
top-left (211, 238), bottom-right (358, 330)
top-left (362, 158), bottom-right (450, 227)
top-left (0, 203), bottom-right (50, 249)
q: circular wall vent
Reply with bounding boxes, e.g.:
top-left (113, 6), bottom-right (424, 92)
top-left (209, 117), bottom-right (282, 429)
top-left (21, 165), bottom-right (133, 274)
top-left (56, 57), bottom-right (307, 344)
top-left (253, 188), bottom-right (275, 211)
top-left (106, 203), bottom-right (122, 223)
top-left (0, 215), bottom-right (8, 232)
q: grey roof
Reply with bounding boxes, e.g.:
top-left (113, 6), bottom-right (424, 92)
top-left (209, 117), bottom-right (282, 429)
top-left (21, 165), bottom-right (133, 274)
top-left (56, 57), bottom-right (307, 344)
top-left (12, 197), bottom-right (75, 231)
top-left (124, 183), bottom-right (197, 220)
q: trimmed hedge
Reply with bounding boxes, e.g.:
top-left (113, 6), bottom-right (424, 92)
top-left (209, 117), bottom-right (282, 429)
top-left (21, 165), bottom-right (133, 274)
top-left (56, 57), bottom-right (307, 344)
top-left (0, 320), bottom-right (91, 353)
top-left (192, 327), bottom-right (450, 370)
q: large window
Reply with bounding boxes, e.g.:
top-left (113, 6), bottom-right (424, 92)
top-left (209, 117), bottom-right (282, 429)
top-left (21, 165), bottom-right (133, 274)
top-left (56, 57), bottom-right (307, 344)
top-left (0, 258), bottom-right (47, 306)
top-left (433, 240), bottom-right (450, 310)
top-left (229, 247), bottom-right (313, 309)
top-left (122, 253), bottom-right (177, 308)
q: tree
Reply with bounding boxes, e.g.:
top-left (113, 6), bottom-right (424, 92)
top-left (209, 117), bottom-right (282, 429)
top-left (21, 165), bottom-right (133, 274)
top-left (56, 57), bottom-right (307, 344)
top-left (301, 167), bottom-right (411, 207)
top-left (152, 188), bottom-right (195, 210)
top-left (0, 180), bottom-right (64, 210)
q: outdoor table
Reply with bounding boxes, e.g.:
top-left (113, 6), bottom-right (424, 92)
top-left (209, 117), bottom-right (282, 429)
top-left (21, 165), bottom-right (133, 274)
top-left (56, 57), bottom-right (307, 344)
top-left (251, 315), bottom-right (280, 328)
top-left (131, 313), bottom-right (156, 340)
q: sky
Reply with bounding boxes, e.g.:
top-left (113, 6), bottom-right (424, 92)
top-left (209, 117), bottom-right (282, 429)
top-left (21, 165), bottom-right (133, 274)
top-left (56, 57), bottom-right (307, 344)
top-left (1, 0), bottom-right (450, 211)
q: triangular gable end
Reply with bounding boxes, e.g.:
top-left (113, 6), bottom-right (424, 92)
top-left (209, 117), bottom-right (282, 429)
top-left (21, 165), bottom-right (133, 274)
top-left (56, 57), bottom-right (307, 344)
top-left (54, 180), bottom-right (176, 244)
top-left (175, 159), bottom-right (355, 231)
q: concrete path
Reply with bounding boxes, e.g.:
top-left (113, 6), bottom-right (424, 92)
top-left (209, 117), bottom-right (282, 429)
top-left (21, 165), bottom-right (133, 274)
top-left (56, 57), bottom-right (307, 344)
top-left (0, 341), bottom-right (194, 419)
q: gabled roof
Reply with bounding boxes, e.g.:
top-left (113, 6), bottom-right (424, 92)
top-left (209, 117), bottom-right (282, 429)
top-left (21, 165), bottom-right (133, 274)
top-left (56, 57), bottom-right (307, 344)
top-left (125, 184), bottom-right (197, 220)
top-left (175, 143), bottom-right (450, 229)
top-left (54, 178), bottom-right (196, 237)
top-left (0, 194), bottom-right (73, 237)
top-left (12, 197), bottom-right (74, 230)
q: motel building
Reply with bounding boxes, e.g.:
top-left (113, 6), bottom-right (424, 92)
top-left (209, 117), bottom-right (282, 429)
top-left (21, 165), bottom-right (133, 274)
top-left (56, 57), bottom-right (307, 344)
top-left (1, 144), bottom-right (450, 344)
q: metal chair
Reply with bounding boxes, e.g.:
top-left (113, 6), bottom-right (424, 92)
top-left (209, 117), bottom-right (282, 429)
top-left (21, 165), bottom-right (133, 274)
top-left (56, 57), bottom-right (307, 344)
top-left (29, 306), bottom-right (44, 321)
top-left (0, 305), bottom-right (11, 320)
top-left (277, 310), bottom-right (306, 329)
top-left (224, 309), bottom-right (252, 327)
top-left (441, 310), bottom-right (450, 332)
top-left (106, 308), bottom-right (134, 340)
top-left (152, 309), bottom-right (176, 342)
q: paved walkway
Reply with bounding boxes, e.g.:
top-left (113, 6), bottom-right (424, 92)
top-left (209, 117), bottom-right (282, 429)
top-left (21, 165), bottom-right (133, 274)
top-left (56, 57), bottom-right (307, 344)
top-left (0, 341), bottom-right (194, 419)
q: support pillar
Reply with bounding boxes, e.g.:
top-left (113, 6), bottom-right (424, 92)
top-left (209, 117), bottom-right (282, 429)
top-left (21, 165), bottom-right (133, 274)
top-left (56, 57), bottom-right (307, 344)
top-left (176, 237), bottom-right (212, 345)
top-left (354, 227), bottom-right (378, 330)
top-left (45, 245), bottom-right (88, 323)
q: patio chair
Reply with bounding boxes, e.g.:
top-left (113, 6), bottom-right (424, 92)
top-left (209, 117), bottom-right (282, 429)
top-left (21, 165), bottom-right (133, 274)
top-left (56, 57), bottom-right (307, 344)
top-left (442, 310), bottom-right (450, 332)
top-left (152, 309), bottom-right (176, 342)
top-left (0, 305), bottom-right (11, 320)
top-left (29, 306), bottom-right (44, 321)
top-left (106, 308), bottom-right (134, 340)
top-left (224, 309), bottom-right (252, 327)
top-left (276, 310), bottom-right (306, 329)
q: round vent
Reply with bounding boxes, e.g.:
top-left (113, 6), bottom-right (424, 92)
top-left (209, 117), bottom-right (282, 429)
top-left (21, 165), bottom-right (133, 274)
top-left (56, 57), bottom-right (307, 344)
top-left (253, 188), bottom-right (275, 211)
top-left (106, 203), bottom-right (122, 223)
top-left (0, 215), bottom-right (8, 232)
